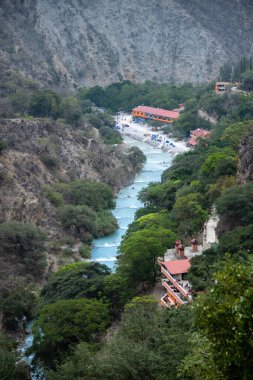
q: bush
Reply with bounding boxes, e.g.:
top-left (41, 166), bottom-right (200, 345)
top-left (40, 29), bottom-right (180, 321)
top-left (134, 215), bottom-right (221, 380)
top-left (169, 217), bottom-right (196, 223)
top-left (79, 244), bottom-right (91, 259)
top-left (99, 126), bottom-right (122, 144)
top-left (0, 138), bottom-right (7, 153)
top-left (43, 186), bottom-right (64, 207)
top-left (0, 278), bottom-right (36, 330)
top-left (40, 152), bottom-right (60, 169)
top-left (94, 210), bottom-right (118, 237)
top-left (59, 204), bottom-right (97, 238)
top-left (51, 180), bottom-right (115, 211)
top-left (0, 221), bottom-right (46, 278)
top-left (0, 348), bottom-right (17, 380)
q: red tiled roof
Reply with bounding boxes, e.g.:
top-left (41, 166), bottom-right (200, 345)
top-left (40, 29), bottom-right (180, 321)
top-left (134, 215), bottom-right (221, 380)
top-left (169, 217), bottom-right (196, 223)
top-left (187, 138), bottom-right (198, 146)
top-left (132, 106), bottom-right (179, 119)
top-left (162, 259), bottom-right (191, 275)
top-left (191, 129), bottom-right (211, 138)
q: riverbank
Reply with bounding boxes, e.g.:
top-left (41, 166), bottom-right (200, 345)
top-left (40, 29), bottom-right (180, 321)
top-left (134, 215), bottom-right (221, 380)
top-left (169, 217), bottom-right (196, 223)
top-left (116, 113), bottom-right (190, 154)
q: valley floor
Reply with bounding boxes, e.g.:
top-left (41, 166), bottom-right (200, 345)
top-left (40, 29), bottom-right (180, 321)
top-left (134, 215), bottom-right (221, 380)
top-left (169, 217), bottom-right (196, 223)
top-left (116, 113), bottom-right (190, 154)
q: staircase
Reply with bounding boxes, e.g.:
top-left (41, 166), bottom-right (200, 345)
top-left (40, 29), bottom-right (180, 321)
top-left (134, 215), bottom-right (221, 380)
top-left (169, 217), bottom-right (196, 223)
top-left (160, 265), bottom-right (192, 308)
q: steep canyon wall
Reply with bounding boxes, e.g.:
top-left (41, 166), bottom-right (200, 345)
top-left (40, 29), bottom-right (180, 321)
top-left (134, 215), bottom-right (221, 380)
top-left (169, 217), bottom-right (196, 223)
top-left (0, 0), bottom-right (253, 88)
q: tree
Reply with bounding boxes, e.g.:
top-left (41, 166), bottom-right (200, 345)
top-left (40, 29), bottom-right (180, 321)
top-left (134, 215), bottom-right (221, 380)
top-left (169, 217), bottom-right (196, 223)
top-left (221, 120), bottom-right (253, 150)
top-left (173, 193), bottom-right (208, 237)
top-left (240, 70), bottom-right (253, 91)
top-left (217, 224), bottom-right (253, 255)
top-left (99, 126), bottom-right (122, 144)
top-left (216, 183), bottom-right (253, 229)
top-left (0, 221), bottom-right (46, 278)
top-left (186, 248), bottom-right (220, 292)
top-left (118, 227), bottom-right (176, 286)
top-left (103, 273), bottom-right (134, 315)
top-left (48, 299), bottom-right (194, 380)
top-left (200, 148), bottom-right (237, 181)
top-left (0, 278), bottom-right (36, 330)
top-left (127, 146), bottom-right (146, 168)
top-left (178, 333), bottom-right (225, 380)
top-left (138, 180), bottom-right (181, 211)
top-left (33, 298), bottom-right (110, 367)
top-left (60, 96), bottom-right (82, 126)
top-left (194, 257), bottom-right (253, 379)
top-left (0, 138), bottom-right (7, 153)
top-left (40, 262), bottom-right (111, 306)
top-left (0, 349), bottom-right (18, 380)
top-left (29, 90), bottom-right (60, 119)
top-left (47, 343), bottom-right (99, 380)
top-left (51, 179), bottom-right (115, 211)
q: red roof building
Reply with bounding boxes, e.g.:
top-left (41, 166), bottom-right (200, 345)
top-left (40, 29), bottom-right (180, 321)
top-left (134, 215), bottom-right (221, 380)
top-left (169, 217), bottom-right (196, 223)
top-left (191, 129), bottom-right (211, 138)
top-left (160, 259), bottom-right (192, 308)
top-left (132, 106), bottom-right (179, 124)
top-left (161, 259), bottom-right (191, 275)
top-left (187, 128), bottom-right (211, 147)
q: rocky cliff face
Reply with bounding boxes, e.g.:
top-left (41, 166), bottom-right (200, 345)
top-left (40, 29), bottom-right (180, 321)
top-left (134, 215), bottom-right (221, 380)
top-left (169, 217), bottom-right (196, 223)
top-left (0, 118), bottom-right (137, 237)
top-left (1, 0), bottom-right (253, 88)
top-left (237, 131), bottom-right (253, 184)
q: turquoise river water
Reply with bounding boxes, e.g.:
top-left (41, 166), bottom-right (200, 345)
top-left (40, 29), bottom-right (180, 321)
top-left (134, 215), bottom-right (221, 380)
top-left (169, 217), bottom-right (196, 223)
top-left (91, 135), bottom-right (173, 269)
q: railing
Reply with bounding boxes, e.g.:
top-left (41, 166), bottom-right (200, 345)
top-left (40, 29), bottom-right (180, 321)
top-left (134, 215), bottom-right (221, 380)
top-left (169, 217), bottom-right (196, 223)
top-left (161, 266), bottom-right (192, 302)
top-left (162, 281), bottom-right (185, 306)
top-left (160, 294), bottom-right (175, 308)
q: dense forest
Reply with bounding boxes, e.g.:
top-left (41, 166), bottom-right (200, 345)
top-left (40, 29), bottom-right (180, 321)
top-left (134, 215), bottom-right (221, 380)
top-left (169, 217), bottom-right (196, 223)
top-left (0, 61), bottom-right (253, 379)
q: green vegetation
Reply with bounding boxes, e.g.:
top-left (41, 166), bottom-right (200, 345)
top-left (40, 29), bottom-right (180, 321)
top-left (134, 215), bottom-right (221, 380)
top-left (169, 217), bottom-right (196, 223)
top-left (47, 298), bottom-right (194, 380)
top-left (118, 227), bottom-right (176, 287)
top-left (0, 221), bottom-right (46, 278)
top-left (33, 298), bottom-right (110, 367)
top-left (44, 179), bottom-right (118, 242)
top-left (0, 222), bottom-right (45, 330)
top-left (1, 64), bottom-right (253, 378)
top-left (216, 183), bottom-right (253, 230)
top-left (82, 81), bottom-right (196, 112)
top-left (194, 257), bottom-right (253, 379)
top-left (0, 138), bottom-right (7, 153)
top-left (39, 262), bottom-right (111, 306)
top-left (219, 56), bottom-right (253, 84)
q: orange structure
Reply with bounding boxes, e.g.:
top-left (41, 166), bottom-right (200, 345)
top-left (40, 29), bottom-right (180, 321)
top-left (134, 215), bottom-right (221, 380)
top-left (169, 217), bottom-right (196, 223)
top-left (132, 105), bottom-right (179, 124)
top-left (215, 82), bottom-right (230, 94)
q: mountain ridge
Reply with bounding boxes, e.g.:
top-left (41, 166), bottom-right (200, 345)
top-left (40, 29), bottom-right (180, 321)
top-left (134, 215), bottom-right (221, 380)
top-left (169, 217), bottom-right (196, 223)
top-left (1, 0), bottom-right (253, 88)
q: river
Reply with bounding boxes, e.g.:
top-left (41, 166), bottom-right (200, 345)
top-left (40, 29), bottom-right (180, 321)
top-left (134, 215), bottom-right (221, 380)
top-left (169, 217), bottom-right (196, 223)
top-left (91, 135), bottom-right (173, 269)
top-left (21, 135), bottom-right (174, 379)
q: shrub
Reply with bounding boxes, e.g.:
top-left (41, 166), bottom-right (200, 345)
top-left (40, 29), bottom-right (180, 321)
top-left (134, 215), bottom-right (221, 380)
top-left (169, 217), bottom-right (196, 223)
top-left (0, 138), bottom-right (7, 153)
top-left (0, 221), bottom-right (46, 278)
top-left (43, 186), bottom-right (64, 207)
top-left (79, 244), bottom-right (91, 259)
top-left (40, 153), bottom-right (60, 169)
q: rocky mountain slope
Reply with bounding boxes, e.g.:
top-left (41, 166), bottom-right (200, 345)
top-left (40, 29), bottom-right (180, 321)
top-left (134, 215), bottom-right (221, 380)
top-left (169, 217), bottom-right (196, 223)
top-left (1, 0), bottom-right (253, 88)
top-left (0, 118), bottom-right (138, 237)
top-left (238, 131), bottom-right (253, 184)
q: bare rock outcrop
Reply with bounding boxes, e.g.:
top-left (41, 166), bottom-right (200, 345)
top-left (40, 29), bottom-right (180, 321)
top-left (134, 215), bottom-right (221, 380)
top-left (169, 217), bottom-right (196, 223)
top-left (0, 118), bottom-right (138, 237)
top-left (237, 131), bottom-right (253, 184)
top-left (0, 0), bottom-right (253, 88)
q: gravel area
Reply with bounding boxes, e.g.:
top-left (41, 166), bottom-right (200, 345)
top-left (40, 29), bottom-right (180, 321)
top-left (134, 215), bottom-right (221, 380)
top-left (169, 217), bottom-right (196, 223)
top-left (116, 113), bottom-right (190, 154)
